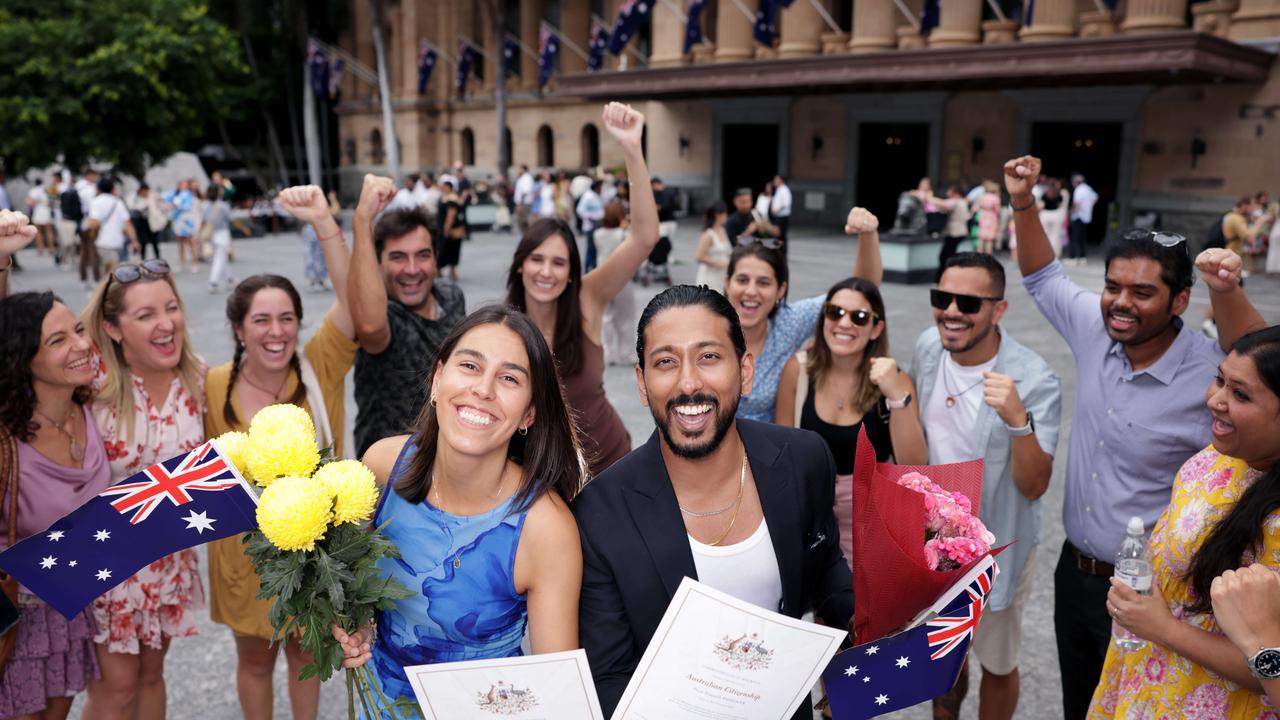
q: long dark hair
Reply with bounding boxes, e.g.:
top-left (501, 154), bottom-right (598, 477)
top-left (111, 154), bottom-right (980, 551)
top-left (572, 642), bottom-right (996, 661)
top-left (726, 243), bottom-right (790, 317)
top-left (504, 218), bottom-right (586, 377)
top-left (397, 305), bottom-right (584, 509)
top-left (806, 277), bottom-right (889, 414)
top-left (1185, 325), bottom-right (1280, 614)
top-left (703, 200), bottom-right (726, 231)
top-left (223, 275), bottom-right (307, 427)
top-left (0, 292), bottom-right (92, 441)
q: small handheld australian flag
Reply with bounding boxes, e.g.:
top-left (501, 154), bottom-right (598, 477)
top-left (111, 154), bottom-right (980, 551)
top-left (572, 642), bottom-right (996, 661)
top-left (0, 440), bottom-right (259, 619)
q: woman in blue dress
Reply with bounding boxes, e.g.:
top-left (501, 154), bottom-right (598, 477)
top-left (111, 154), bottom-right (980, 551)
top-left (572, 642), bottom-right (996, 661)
top-left (332, 305), bottom-right (585, 712)
top-left (729, 206), bottom-right (885, 422)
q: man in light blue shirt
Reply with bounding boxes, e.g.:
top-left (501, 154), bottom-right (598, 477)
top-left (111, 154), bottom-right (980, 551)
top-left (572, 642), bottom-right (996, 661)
top-left (1005, 155), bottom-right (1265, 719)
top-left (911, 252), bottom-right (1062, 720)
top-left (576, 180), bottom-right (604, 271)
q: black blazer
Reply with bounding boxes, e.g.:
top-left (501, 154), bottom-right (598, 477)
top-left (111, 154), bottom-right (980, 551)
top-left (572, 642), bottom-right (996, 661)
top-left (573, 419), bottom-right (854, 718)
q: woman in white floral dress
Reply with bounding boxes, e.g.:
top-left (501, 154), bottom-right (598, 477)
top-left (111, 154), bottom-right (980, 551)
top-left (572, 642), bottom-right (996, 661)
top-left (79, 259), bottom-right (207, 719)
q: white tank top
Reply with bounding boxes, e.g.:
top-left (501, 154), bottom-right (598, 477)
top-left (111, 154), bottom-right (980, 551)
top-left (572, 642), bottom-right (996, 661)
top-left (689, 519), bottom-right (784, 613)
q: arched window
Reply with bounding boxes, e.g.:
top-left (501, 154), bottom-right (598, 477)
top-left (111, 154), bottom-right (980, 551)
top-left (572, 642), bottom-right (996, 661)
top-left (460, 127), bottom-right (476, 166)
top-left (370, 128), bottom-right (385, 165)
top-left (580, 124), bottom-right (600, 168)
top-left (537, 125), bottom-right (555, 167)
top-left (344, 138), bottom-right (357, 165)
top-left (502, 126), bottom-right (513, 172)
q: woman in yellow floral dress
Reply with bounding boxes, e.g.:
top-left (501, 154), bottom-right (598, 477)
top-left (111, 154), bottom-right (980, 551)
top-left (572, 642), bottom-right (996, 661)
top-left (1090, 325), bottom-right (1280, 719)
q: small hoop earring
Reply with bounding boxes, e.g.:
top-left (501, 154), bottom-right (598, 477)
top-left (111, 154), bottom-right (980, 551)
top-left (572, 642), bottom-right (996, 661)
top-left (429, 395), bottom-right (437, 407)
top-left (518, 425), bottom-right (529, 436)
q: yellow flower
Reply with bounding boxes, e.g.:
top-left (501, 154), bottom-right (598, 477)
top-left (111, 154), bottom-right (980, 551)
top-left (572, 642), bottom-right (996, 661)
top-left (314, 461), bottom-right (380, 525)
top-left (214, 431), bottom-right (253, 483)
top-left (245, 404), bottom-right (319, 486)
top-left (257, 476), bottom-right (333, 552)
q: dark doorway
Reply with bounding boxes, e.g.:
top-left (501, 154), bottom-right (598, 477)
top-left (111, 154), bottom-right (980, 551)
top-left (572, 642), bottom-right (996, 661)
top-left (856, 123), bottom-right (929, 229)
top-left (537, 125), bottom-right (555, 167)
top-left (721, 124), bottom-right (778, 206)
top-left (1031, 122), bottom-right (1122, 246)
top-left (581, 123), bottom-right (600, 168)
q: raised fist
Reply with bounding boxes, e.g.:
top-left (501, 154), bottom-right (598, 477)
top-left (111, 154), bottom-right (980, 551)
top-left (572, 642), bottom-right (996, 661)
top-left (0, 210), bottom-right (38, 256)
top-left (1197, 247), bottom-right (1243, 293)
top-left (983, 371), bottom-right (1027, 428)
top-left (355, 174), bottom-right (397, 220)
top-left (868, 357), bottom-right (909, 400)
top-left (844, 207), bottom-right (879, 235)
top-left (602, 102), bottom-right (645, 149)
top-left (277, 185), bottom-right (331, 225)
top-left (1003, 156), bottom-right (1042, 197)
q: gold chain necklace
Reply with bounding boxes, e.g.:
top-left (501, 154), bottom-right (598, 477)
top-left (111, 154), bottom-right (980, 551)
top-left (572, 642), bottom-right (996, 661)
top-left (699, 453), bottom-right (748, 547)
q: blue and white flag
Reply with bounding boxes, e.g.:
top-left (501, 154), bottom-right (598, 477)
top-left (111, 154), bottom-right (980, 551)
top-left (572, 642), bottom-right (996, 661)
top-left (753, 0), bottom-right (779, 46)
top-left (0, 441), bottom-right (259, 620)
top-left (588, 18), bottom-right (608, 71)
top-left (503, 36), bottom-right (522, 77)
top-left (307, 40), bottom-right (329, 99)
top-left (608, 0), bottom-right (653, 55)
top-left (683, 0), bottom-right (709, 55)
top-left (920, 0), bottom-right (941, 35)
top-left (417, 41), bottom-right (437, 96)
top-left (329, 57), bottom-right (344, 100)
top-left (456, 39), bottom-right (480, 94)
top-left (823, 559), bottom-right (999, 719)
top-left (538, 23), bottom-right (559, 88)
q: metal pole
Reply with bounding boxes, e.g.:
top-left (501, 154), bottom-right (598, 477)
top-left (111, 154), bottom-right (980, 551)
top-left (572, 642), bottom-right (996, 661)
top-left (891, 0), bottom-right (918, 25)
top-left (809, 0), bottom-right (844, 33)
top-left (302, 62), bottom-right (322, 186)
top-left (368, 0), bottom-right (400, 180)
top-left (984, 0), bottom-right (1009, 22)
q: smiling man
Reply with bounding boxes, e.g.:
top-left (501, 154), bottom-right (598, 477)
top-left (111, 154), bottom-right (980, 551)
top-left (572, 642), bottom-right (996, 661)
top-left (1004, 155), bottom-right (1265, 720)
top-left (348, 173), bottom-right (467, 457)
top-left (573, 285), bottom-right (853, 720)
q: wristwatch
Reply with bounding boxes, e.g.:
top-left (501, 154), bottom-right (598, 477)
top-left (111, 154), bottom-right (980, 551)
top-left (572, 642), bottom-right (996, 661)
top-left (1247, 647), bottom-right (1280, 679)
top-left (1006, 411), bottom-right (1035, 437)
top-left (886, 393), bottom-right (912, 410)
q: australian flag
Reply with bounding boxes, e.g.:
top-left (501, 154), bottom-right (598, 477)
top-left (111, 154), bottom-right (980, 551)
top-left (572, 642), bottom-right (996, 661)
top-left (822, 559), bottom-right (999, 719)
top-left (538, 23), bottom-right (559, 88)
top-left (417, 41), bottom-right (437, 96)
top-left (588, 18), bottom-right (608, 72)
top-left (456, 40), bottom-right (480, 94)
top-left (307, 40), bottom-right (329, 99)
top-left (753, 0), bottom-right (780, 46)
top-left (503, 36), bottom-right (521, 77)
top-left (329, 57), bottom-right (344, 101)
top-left (683, 0), bottom-right (708, 55)
top-left (920, 0), bottom-right (941, 35)
top-left (608, 0), bottom-right (653, 55)
top-left (0, 441), bottom-right (258, 620)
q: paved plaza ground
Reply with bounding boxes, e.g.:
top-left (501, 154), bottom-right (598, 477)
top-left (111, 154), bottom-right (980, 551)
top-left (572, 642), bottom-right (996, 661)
top-left (8, 218), bottom-right (1278, 719)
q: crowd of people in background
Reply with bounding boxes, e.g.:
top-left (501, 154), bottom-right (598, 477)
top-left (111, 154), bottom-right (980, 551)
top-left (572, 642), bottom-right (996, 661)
top-left (1, 105), bottom-right (1280, 720)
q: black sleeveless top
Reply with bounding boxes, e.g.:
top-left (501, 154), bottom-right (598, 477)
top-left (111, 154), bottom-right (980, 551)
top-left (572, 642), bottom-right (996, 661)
top-left (799, 380), bottom-right (893, 475)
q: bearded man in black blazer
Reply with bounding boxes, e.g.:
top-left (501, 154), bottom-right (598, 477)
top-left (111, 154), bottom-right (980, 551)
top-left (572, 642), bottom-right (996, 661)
top-left (574, 285), bottom-right (854, 719)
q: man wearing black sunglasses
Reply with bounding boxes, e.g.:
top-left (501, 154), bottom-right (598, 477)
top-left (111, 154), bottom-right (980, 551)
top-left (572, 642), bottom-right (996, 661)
top-left (1005, 155), bottom-right (1267, 720)
top-left (911, 251), bottom-right (1062, 720)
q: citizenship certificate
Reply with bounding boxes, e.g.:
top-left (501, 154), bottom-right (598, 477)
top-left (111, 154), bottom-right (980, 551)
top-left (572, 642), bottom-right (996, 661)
top-left (405, 649), bottom-right (605, 720)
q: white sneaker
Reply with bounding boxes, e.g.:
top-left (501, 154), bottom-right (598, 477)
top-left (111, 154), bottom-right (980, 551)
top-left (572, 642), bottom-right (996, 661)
top-left (1202, 319), bottom-right (1219, 340)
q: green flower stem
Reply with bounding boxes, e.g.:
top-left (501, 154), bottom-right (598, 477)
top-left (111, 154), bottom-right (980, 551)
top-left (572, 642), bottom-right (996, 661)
top-left (346, 667), bottom-right (356, 720)
top-left (354, 666), bottom-right (377, 719)
top-left (362, 664), bottom-right (403, 719)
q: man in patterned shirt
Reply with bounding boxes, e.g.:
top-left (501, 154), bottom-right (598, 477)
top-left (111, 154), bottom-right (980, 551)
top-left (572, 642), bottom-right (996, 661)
top-left (348, 174), bottom-right (466, 457)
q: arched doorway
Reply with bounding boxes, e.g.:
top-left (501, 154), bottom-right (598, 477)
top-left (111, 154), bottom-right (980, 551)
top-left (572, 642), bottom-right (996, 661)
top-left (581, 124), bottom-right (600, 168)
top-left (460, 127), bottom-right (476, 166)
top-left (369, 128), bottom-right (385, 165)
top-left (537, 125), bottom-right (555, 167)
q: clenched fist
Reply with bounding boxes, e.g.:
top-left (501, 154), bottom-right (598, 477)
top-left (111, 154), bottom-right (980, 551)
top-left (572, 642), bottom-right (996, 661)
top-left (1003, 156), bottom-right (1042, 198)
top-left (869, 356), bottom-right (909, 401)
top-left (277, 185), bottom-right (332, 225)
top-left (983, 371), bottom-right (1028, 428)
top-left (1196, 248), bottom-right (1243, 293)
top-left (355, 174), bottom-right (397, 221)
top-left (602, 102), bottom-right (645, 149)
top-left (0, 209), bottom-right (38, 256)
top-left (844, 207), bottom-right (879, 235)
top-left (1212, 564), bottom-right (1280, 655)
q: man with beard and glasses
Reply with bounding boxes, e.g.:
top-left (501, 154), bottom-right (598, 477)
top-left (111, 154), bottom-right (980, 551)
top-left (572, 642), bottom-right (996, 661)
top-left (573, 285), bottom-right (853, 719)
top-left (910, 252), bottom-right (1062, 720)
top-left (348, 173), bottom-right (467, 457)
top-left (1004, 155), bottom-right (1267, 720)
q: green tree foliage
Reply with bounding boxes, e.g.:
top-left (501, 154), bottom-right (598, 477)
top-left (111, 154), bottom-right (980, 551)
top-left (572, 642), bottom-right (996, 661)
top-left (0, 0), bottom-right (249, 176)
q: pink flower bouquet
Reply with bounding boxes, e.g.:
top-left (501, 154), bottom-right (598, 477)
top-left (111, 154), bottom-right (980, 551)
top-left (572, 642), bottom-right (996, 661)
top-left (897, 471), bottom-right (995, 571)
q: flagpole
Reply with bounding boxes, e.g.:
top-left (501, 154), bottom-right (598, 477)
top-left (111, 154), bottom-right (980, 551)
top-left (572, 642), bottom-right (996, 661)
top-left (728, 0), bottom-right (758, 24)
top-left (542, 22), bottom-right (590, 62)
top-left (983, 0), bottom-right (1009, 22)
top-left (507, 33), bottom-right (540, 62)
top-left (891, 0), bottom-right (918, 25)
top-left (422, 41), bottom-right (458, 68)
top-left (808, 0), bottom-right (844, 33)
top-left (658, 0), bottom-right (686, 22)
top-left (458, 34), bottom-right (495, 61)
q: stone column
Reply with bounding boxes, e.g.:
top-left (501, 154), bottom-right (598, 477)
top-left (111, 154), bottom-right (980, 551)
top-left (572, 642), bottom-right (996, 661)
top-left (1228, 0), bottom-right (1280, 39)
top-left (1019, 0), bottom-right (1077, 40)
top-left (1079, 10), bottom-right (1118, 37)
top-left (520, 0), bottom-right (543, 91)
top-left (929, 0), bottom-right (983, 46)
top-left (1192, 0), bottom-right (1238, 37)
top-left (651, 0), bottom-right (686, 66)
top-left (715, 0), bottom-right (755, 61)
top-left (982, 19), bottom-right (1022, 43)
top-left (849, 0), bottom-right (897, 52)
top-left (779, 0), bottom-right (826, 58)
top-left (560, 0), bottom-right (590, 73)
top-left (1121, 0), bottom-right (1188, 32)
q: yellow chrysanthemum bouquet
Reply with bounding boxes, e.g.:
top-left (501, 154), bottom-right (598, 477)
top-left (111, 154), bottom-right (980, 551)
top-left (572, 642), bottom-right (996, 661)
top-left (217, 405), bottom-right (414, 719)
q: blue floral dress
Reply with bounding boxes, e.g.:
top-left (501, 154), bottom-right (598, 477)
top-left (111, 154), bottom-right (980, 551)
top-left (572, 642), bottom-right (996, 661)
top-left (737, 295), bottom-right (825, 422)
top-left (368, 444), bottom-right (530, 715)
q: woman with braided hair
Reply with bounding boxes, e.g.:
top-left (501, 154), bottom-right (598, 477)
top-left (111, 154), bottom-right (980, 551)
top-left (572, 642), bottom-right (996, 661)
top-left (202, 185), bottom-right (358, 720)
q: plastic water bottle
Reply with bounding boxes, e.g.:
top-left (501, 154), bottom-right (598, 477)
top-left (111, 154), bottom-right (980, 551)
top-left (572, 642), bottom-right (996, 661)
top-left (1113, 515), bottom-right (1153, 651)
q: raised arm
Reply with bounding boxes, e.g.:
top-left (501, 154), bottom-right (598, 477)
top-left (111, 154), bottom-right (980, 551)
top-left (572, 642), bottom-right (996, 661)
top-left (581, 103), bottom-right (660, 318)
top-left (846, 207), bottom-right (883, 286)
top-left (347, 175), bottom-right (398, 354)
top-left (1197, 248), bottom-right (1267, 351)
top-left (279, 185), bottom-right (355, 338)
top-left (1003, 156), bottom-right (1056, 277)
top-left (0, 210), bottom-right (38, 300)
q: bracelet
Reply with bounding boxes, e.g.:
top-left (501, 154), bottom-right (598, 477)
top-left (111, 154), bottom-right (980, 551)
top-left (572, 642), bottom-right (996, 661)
top-left (317, 227), bottom-right (345, 244)
top-left (1010, 196), bottom-right (1036, 212)
top-left (0, 254), bottom-right (11, 272)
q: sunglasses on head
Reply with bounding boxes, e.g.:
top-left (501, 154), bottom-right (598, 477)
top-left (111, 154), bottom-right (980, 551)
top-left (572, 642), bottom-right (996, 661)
top-left (930, 289), bottom-right (1002, 314)
top-left (735, 235), bottom-right (782, 250)
top-left (823, 304), bottom-right (877, 326)
top-left (109, 259), bottom-right (171, 285)
top-left (1122, 228), bottom-right (1187, 248)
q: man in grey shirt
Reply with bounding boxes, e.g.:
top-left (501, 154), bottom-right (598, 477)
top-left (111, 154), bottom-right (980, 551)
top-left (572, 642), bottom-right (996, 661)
top-left (1004, 155), bottom-right (1265, 719)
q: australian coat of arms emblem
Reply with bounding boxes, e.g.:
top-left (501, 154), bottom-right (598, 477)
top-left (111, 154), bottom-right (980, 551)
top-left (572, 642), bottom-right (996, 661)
top-left (475, 681), bottom-right (538, 715)
top-left (714, 632), bottom-right (775, 671)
